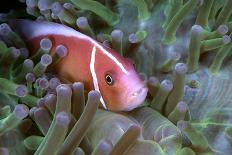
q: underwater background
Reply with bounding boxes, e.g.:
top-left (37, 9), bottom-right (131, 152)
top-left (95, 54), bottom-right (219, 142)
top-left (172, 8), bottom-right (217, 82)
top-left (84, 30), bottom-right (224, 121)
top-left (0, 0), bottom-right (232, 154)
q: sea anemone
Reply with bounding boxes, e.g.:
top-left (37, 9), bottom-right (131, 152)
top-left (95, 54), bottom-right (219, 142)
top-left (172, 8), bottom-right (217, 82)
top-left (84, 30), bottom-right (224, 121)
top-left (0, 0), bottom-right (232, 154)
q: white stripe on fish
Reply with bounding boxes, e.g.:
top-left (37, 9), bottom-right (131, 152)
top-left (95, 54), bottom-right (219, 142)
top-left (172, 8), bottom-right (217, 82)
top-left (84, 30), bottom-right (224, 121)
top-left (90, 46), bottom-right (107, 109)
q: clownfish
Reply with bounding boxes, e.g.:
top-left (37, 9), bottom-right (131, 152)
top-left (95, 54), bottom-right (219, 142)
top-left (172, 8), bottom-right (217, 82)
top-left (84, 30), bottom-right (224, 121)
top-left (10, 19), bottom-right (148, 111)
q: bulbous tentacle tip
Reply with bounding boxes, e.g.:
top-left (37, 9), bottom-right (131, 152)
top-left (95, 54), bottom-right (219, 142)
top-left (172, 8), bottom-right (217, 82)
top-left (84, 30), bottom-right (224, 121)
top-left (217, 24), bottom-right (229, 35)
top-left (96, 138), bottom-right (113, 153)
top-left (56, 112), bottom-right (71, 126)
top-left (76, 16), bottom-right (95, 38)
top-left (51, 2), bottom-right (63, 15)
top-left (56, 84), bottom-right (72, 96)
top-left (175, 63), bottom-right (187, 74)
top-left (76, 17), bottom-right (89, 29)
top-left (148, 76), bottom-right (159, 86)
top-left (72, 82), bottom-right (84, 90)
top-left (14, 104), bottom-right (29, 119)
top-left (129, 30), bottom-right (147, 44)
top-left (160, 80), bottom-right (173, 92)
top-left (37, 98), bottom-right (46, 107)
top-left (176, 101), bottom-right (188, 113)
top-left (26, 0), bottom-right (37, 8)
top-left (15, 85), bottom-right (28, 97)
top-left (25, 73), bottom-right (36, 83)
top-left (9, 47), bottom-right (20, 58)
top-left (191, 25), bottom-right (204, 36)
top-left (222, 35), bottom-right (231, 44)
top-left (49, 77), bottom-right (61, 90)
top-left (40, 38), bottom-right (52, 51)
top-left (41, 54), bottom-right (52, 66)
top-left (55, 45), bottom-right (68, 57)
top-left (88, 90), bottom-right (101, 101)
top-left (44, 93), bottom-right (57, 105)
top-left (147, 76), bottom-right (160, 97)
top-left (111, 29), bottom-right (123, 41)
top-left (39, 78), bottom-right (49, 89)
top-left (63, 3), bottom-right (74, 10)
top-left (19, 48), bottom-right (29, 59)
top-left (128, 33), bottom-right (139, 44)
top-left (0, 23), bottom-right (11, 35)
top-left (23, 59), bottom-right (34, 68)
top-left (138, 72), bottom-right (147, 82)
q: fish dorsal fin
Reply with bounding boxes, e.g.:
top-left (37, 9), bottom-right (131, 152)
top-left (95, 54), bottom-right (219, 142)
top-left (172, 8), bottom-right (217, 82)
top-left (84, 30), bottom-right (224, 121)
top-left (9, 19), bottom-right (89, 41)
top-left (10, 20), bottom-right (128, 74)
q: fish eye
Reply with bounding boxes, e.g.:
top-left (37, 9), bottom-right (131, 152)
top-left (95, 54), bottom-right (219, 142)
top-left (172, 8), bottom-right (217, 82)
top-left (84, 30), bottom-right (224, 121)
top-left (105, 74), bottom-right (114, 85)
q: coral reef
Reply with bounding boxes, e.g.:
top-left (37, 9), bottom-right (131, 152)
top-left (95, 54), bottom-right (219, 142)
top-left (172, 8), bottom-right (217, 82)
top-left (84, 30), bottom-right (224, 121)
top-left (0, 0), bottom-right (232, 154)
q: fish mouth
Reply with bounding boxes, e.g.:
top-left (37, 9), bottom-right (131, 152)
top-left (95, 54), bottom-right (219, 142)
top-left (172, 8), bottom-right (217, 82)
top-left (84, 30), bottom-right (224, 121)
top-left (124, 87), bottom-right (148, 111)
top-left (132, 87), bottom-right (148, 96)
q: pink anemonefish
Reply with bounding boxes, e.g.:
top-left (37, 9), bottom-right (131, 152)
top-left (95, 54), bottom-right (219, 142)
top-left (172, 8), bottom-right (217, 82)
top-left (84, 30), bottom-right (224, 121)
top-left (10, 19), bottom-right (148, 111)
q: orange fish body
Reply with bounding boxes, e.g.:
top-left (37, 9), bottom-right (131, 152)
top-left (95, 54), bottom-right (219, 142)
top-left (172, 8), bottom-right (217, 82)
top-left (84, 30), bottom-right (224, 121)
top-left (10, 20), bottom-right (148, 111)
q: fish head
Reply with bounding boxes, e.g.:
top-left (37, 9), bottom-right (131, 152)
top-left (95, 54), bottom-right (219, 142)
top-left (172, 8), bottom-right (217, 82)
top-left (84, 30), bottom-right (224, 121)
top-left (94, 46), bottom-right (148, 111)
